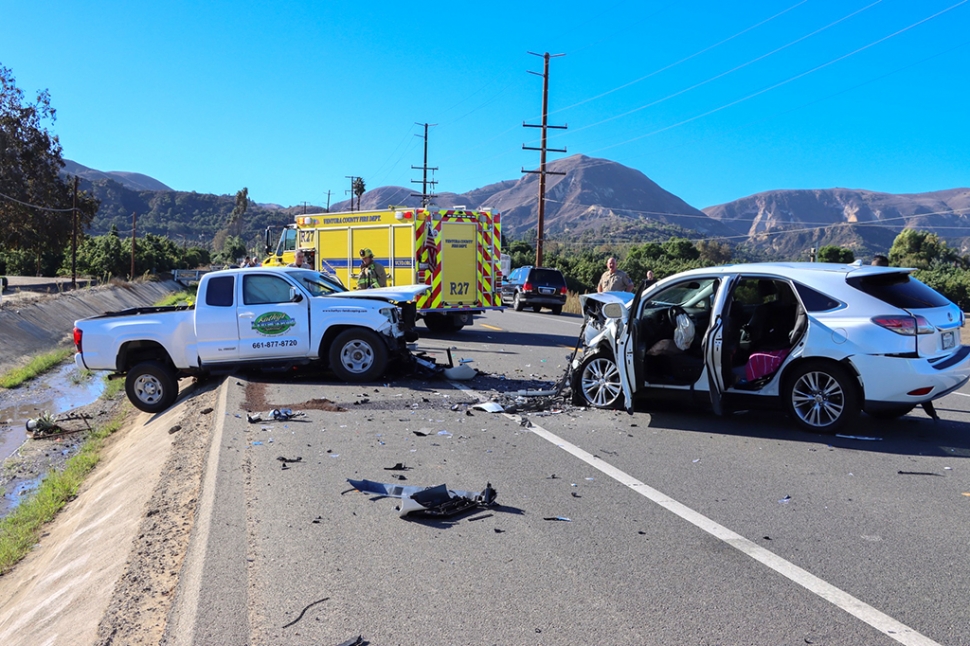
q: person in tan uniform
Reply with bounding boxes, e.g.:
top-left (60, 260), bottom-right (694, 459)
top-left (597, 257), bottom-right (635, 293)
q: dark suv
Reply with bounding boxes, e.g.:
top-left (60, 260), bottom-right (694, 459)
top-left (502, 266), bottom-right (567, 314)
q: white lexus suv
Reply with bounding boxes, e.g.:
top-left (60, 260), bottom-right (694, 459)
top-left (572, 262), bottom-right (969, 433)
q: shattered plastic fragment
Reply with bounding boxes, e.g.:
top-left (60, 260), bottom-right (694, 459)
top-left (835, 434), bottom-right (882, 441)
top-left (472, 402), bottom-right (504, 413)
top-left (778, 495), bottom-right (791, 504)
top-left (543, 516), bottom-right (572, 522)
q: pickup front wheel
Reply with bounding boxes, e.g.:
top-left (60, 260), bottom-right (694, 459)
top-left (329, 329), bottom-right (388, 382)
top-left (125, 361), bottom-right (178, 413)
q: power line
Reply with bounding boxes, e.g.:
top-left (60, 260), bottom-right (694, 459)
top-left (585, 0), bottom-right (969, 155)
top-left (554, 0), bottom-right (883, 141)
top-left (543, 0), bottom-right (812, 121)
top-left (0, 191), bottom-right (75, 212)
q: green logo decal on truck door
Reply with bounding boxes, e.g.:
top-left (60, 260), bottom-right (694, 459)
top-left (252, 312), bottom-right (296, 336)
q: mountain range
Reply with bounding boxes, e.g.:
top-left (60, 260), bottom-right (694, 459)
top-left (63, 155), bottom-right (970, 259)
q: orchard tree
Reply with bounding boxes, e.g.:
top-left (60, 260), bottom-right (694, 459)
top-left (696, 239), bottom-right (732, 266)
top-left (0, 64), bottom-right (98, 272)
top-left (816, 245), bottom-right (855, 264)
top-left (889, 229), bottom-right (958, 269)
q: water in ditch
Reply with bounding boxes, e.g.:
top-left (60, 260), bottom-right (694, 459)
top-left (0, 362), bottom-right (107, 512)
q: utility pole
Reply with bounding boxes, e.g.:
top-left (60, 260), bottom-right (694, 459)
top-left (522, 51), bottom-right (567, 267)
top-left (130, 211), bottom-right (137, 280)
top-left (345, 176), bottom-right (359, 212)
top-left (324, 190), bottom-right (332, 212)
top-left (71, 175), bottom-right (78, 289)
top-left (411, 122), bottom-right (438, 207)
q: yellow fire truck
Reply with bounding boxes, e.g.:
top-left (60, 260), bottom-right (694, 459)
top-left (264, 207), bottom-right (504, 332)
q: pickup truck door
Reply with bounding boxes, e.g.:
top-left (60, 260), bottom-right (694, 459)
top-left (237, 273), bottom-right (311, 361)
top-left (196, 275), bottom-right (241, 363)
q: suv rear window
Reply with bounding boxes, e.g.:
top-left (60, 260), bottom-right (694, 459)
top-left (530, 268), bottom-right (565, 286)
top-left (846, 272), bottom-right (950, 309)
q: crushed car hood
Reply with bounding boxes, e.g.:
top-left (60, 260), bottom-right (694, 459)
top-left (579, 291), bottom-right (634, 311)
top-left (329, 284), bottom-right (431, 303)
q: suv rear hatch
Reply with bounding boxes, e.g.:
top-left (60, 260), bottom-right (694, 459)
top-left (847, 271), bottom-right (964, 358)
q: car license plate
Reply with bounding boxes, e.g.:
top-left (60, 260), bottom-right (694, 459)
top-left (942, 330), bottom-right (956, 350)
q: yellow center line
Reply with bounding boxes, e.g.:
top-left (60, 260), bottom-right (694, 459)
top-left (480, 324), bottom-right (503, 331)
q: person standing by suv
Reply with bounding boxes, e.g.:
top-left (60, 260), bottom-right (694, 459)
top-left (597, 257), bottom-right (635, 293)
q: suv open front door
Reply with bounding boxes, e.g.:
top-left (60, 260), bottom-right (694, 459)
top-left (613, 285), bottom-right (645, 414)
top-left (704, 275), bottom-right (737, 416)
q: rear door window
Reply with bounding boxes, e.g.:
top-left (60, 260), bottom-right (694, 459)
top-left (205, 276), bottom-right (234, 307)
top-left (531, 268), bottom-right (565, 286)
top-left (846, 272), bottom-right (950, 309)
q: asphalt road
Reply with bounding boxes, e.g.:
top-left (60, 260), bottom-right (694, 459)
top-left (169, 309), bottom-right (970, 646)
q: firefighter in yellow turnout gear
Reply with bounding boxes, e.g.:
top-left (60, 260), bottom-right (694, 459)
top-left (357, 248), bottom-right (387, 289)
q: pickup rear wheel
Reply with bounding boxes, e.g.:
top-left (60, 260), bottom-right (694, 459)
top-left (329, 329), bottom-right (388, 382)
top-left (125, 361), bottom-right (178, 413)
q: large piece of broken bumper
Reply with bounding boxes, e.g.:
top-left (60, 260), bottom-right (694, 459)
top-left (347, 479), bottom-right (497, 518)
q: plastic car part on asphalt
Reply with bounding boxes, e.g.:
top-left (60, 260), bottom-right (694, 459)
top-left (347, 478), bottom-right (497, 518)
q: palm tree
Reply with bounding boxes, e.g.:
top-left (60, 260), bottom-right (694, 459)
top-left (353, 177), bottom-right (366, 211)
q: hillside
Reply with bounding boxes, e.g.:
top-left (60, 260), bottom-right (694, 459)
top-left (63, 159), bottom-right (173, 192)
top-left (63, 157), bottom-right (970, 259)
top-left (705, 188), bottom-right (970, 258)
top-left (331, 155), bottom-right (734, 240)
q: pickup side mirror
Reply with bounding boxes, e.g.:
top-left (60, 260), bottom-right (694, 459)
top-left (602, 302), bottom-right (625, 319)
top-left (290, 287), bottom-right (303, 303)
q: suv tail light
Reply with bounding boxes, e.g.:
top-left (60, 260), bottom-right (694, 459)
top-left (871, 315), bottom-right (935, 336)
top-left (559, 285), bottom-right (568, 295)
top-left (523, 281), bottom-right (534, 293)
top-left (73, 327), bottom-right (83, 351)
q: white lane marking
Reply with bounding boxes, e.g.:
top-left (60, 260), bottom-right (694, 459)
top-left (949, 391), bottom-right (970, 397)
top-left (452, 383), bottom-right (942, 646)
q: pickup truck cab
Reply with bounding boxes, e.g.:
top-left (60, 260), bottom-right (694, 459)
top-left (74, 267), bottom-right (429, 413)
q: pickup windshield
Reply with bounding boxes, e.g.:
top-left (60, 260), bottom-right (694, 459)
top-left (283, 269), bottom-right (347, 296)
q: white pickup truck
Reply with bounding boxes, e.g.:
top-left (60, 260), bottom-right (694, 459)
top-left (74, 267), bottom-right (429, 413)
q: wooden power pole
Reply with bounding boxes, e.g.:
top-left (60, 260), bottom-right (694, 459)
top-left (411, 122), bottom-right (438, 207)
top-left (522, 51), bottom-right (567, 267)
top-left (71, 175), bottom-right (78, 289)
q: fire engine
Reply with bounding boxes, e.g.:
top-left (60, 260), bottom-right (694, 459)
top-left (264, 207), bottom-right (504, 332)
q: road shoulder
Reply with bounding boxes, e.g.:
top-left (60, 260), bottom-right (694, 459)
top-left (0, 380), bottom-right (219, 646)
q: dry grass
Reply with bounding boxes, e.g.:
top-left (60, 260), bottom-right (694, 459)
top-left (564, 291), bottom-right (584, 315)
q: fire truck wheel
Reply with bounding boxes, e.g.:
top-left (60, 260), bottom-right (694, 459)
top-left (329, 329), bottom-right (388, 382)
top-left (424, 313), bottom-right (454, 333)
top-left (452, 312), bottom-right (472, 330)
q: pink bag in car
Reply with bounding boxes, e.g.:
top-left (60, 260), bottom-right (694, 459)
top-left (745, 349), bottom-right (790, 382)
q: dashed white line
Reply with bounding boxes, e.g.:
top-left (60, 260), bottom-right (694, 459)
top-left (452, 383), bottom-right (943, 646)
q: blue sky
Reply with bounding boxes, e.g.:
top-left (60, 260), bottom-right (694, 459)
top-left (4, 0), bottom-right (968, 210)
